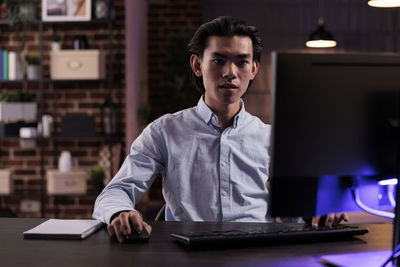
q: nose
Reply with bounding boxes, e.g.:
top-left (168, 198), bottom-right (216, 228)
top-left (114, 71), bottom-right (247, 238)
top-left (222, 62), bottom-right (237, 80)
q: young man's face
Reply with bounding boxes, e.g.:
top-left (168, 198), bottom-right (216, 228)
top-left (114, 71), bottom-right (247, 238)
top-left (191, 35), bottom-right (259, 111)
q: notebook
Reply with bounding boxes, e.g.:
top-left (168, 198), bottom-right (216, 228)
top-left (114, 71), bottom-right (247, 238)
top-left (23, 219), bottom-right (104, 240)
top-left (320, 250), bottom-right (392, 267)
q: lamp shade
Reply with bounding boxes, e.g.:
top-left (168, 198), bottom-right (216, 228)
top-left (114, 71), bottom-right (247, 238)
top-left (368, 0), bottom-right (400, 7)
top-left (306, 18), bottom-right (337, 48)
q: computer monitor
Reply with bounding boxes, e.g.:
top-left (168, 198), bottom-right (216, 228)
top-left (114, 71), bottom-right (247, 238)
top-left (269, 52), bottom-right (400, 220)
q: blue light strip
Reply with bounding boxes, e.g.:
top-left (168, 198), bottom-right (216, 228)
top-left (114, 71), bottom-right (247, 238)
top-left (378, 178), bottom-right (398, 186)
top-left (353, 187), bottom-right (395, 219)
top-left (388, 184), bottom-right (396, 208)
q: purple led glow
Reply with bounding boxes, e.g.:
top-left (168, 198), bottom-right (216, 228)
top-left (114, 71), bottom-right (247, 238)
top-left (378, 178), bottom-right (398, 186)
top-left (353, 187), bottom-right (395, 219)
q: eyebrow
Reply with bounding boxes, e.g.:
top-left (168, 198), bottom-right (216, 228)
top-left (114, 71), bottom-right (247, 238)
top-left (211, 52), bottom-right (251, 59)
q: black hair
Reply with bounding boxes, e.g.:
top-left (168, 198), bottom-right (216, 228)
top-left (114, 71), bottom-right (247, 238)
top-left (187, 16), bottom-right (263, 93)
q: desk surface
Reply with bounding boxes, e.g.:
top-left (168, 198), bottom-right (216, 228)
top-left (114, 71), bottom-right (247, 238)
top-left (0, 218), bottom-right (393, 267)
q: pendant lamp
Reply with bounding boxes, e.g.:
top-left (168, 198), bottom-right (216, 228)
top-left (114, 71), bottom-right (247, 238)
top-left (368, 0), bottom-right (400, 7)
top-left (306, 17), bottom-right (337, 48)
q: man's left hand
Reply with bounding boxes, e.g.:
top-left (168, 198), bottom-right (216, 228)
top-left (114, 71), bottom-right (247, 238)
top-left (266, 181), bottom-right (349, 227)
top-left (303, 213), bottom-right (349, 228)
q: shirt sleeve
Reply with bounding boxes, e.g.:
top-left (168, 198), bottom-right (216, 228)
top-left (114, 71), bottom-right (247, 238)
top-left (92, 120), bottom-right (166, 224)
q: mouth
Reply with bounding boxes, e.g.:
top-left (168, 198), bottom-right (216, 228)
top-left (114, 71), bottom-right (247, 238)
top-left (218, 83), bottom-right (239, 90)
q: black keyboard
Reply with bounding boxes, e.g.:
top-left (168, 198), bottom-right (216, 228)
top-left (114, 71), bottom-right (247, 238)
top-left (170, 224), bottom-right (369, 246)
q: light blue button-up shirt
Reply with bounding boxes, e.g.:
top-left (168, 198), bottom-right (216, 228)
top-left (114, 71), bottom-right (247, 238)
top-left (93, 97), bottom-right (272, 224)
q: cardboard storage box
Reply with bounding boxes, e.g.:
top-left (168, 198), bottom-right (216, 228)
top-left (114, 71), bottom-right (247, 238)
top-left (46, 169), bottom-right (88, 195)
top-left (50, 50), bottom-right (106, 79)
top-left (0, 102), bottom-right (37, 121)
top-left (0, 170), bottom-right (11, 195)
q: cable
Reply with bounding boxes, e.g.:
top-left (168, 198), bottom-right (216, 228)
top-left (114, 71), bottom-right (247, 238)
top-left (351, 180), bottom-right (400, 267)
top-left (351, 187), bottom-right (395, 219)
top-left (388, 184), bottom-right (397, 208)
top-left (352, 184), bottom-right (398, 267)
top-left (351, 179), bottom-right (398, 266)
top-left (382, 243), bottom-right (400, 267)
top-left (381, 184), bottom-right (400, 266)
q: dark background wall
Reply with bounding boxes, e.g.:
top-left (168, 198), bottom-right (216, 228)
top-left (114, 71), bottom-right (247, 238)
top-left (203, 0), bottom-right (400, 122)
top-left (1, 0), bottom-right (399, 219)
top-left (139, 0), bottom-right (400, 219)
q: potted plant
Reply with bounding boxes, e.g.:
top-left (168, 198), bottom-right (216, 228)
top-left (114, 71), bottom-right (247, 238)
top-left (26, 51), bottom-right (40, 80)
top-left (90, 165), bottom-right (105, 194)
top-left (0, 90), bottom-right (37, 122)
top-left (51, 35), bottom-right (62, 51)
top-left (1, 0), bottom-right (38, 51)
top-left (145, 32), bottom-right (200, 123)
top-left (0, 162), bottom-right (11, 195)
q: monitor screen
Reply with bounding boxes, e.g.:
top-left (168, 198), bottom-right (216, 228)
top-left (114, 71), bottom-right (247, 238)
top-left (269, 52), bottom-right (400, 218)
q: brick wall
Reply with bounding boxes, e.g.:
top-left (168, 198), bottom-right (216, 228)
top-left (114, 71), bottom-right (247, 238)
top-left (147, 0), bottom-right (202, 120)
top-left (135, 0), bottom-right (203, 218)
top-left (0, 0), bottom-right (203, 220)
top-left (0, 0), bottom-right (126, 219)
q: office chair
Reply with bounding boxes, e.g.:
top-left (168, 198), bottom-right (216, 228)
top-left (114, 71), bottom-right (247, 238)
top-left (155, 204), bottom-right (166, 221)
top-left (0, 208), bottom-right (15, 217)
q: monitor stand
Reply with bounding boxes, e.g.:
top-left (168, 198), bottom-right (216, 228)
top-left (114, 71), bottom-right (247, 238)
top-left (393, 183), bottom-right (400, 265)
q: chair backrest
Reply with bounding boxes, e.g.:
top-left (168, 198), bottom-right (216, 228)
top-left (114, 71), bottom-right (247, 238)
top-left (0, 208), bottom-right (15, 217)
top-left (155, 204), bottom-right (166, 221)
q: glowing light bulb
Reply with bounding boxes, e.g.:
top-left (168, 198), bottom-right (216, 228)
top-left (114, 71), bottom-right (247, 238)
top-left (368, 0), bottom-right (400, 7)
top-left (306, 40), bottom-right (337, 48)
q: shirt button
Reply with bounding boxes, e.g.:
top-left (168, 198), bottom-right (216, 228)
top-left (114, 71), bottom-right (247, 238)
top-left (221, 162), bottom-right (227, 167)
top-left (222, 191), bottom-right (227, 196)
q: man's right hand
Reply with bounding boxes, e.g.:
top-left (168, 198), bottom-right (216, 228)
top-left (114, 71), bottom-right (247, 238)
top-left (107, 210), bottom-right (152, 243)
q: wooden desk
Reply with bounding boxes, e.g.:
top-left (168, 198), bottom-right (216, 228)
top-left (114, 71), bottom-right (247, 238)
top-left (0, 218), bottom-right (393, 267)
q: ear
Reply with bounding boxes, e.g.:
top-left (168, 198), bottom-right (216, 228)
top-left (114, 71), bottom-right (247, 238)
top-left (190, 54), bottom-right (202, 77)
top-left (250, 60), bottom-right (259, 80)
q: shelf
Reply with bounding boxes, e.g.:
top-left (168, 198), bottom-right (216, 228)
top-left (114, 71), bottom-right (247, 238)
top-left (0, 193), bottom-right (42, 198)
top-left (51, 134), bottom-right (122, 141)
top-left (0, 193), bottom-right (98, 198)
top-left (0, 4), bottom-right (118, 218)
top-left (0, 78), bottom-right (108, 83)
top-left (0, 134), bottom-right (122, 141)
top-left (43, 19), bottom-right (112, 25)
top-left (0, 137), bottom-right (39, 140)
top-left (48, 78), bottom-right (109, 83)
top-left (0, 19), bottom-right (41, 25)
top-left (0, 19), bottom-right (112, 26)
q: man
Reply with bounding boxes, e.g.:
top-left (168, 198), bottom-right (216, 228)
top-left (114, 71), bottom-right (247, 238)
top-left (93, 16), bottom-right (346, 243)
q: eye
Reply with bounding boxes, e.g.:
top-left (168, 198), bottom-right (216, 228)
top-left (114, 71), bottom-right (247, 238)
top-left (212, 59), bottom-right (224, 65)
top-left (237, 60), bottom-right (249, 66)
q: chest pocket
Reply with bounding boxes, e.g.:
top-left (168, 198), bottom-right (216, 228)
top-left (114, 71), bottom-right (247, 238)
top-left (168, 138), bottom-right (218, 172)
top-left (194, 141), bottom-right (217, 162)
top-left (168, 138), bottom-right (197, 167)
top-left (191, 139), bottom-right (219, 179)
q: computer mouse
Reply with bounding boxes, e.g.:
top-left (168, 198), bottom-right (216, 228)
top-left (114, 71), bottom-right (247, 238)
top-left (125, 221), bottom-right (150, 243)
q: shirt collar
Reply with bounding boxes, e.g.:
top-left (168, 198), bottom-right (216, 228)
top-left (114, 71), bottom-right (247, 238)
top-left (195, 96), bottom-right (247, 129)
top-left (196, 96), bottom-right (214, 125)
top-left (233, 99), bottom-right (246, 128)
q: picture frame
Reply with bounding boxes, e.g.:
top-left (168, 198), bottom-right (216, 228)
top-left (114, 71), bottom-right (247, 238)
top-left (42, 0), bottom-right (91, 22)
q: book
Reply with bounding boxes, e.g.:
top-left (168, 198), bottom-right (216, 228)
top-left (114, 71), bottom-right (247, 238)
top-left (8, 51), bottom-right (15, 80)
top-left (8, 52), bottom-right (24, 80)
top-left (0, 50), bottom-right (4, 80)
top-left (3, 50), bottom-right (8, 80)
top-left (23, 219), bottom-right (104, 240)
